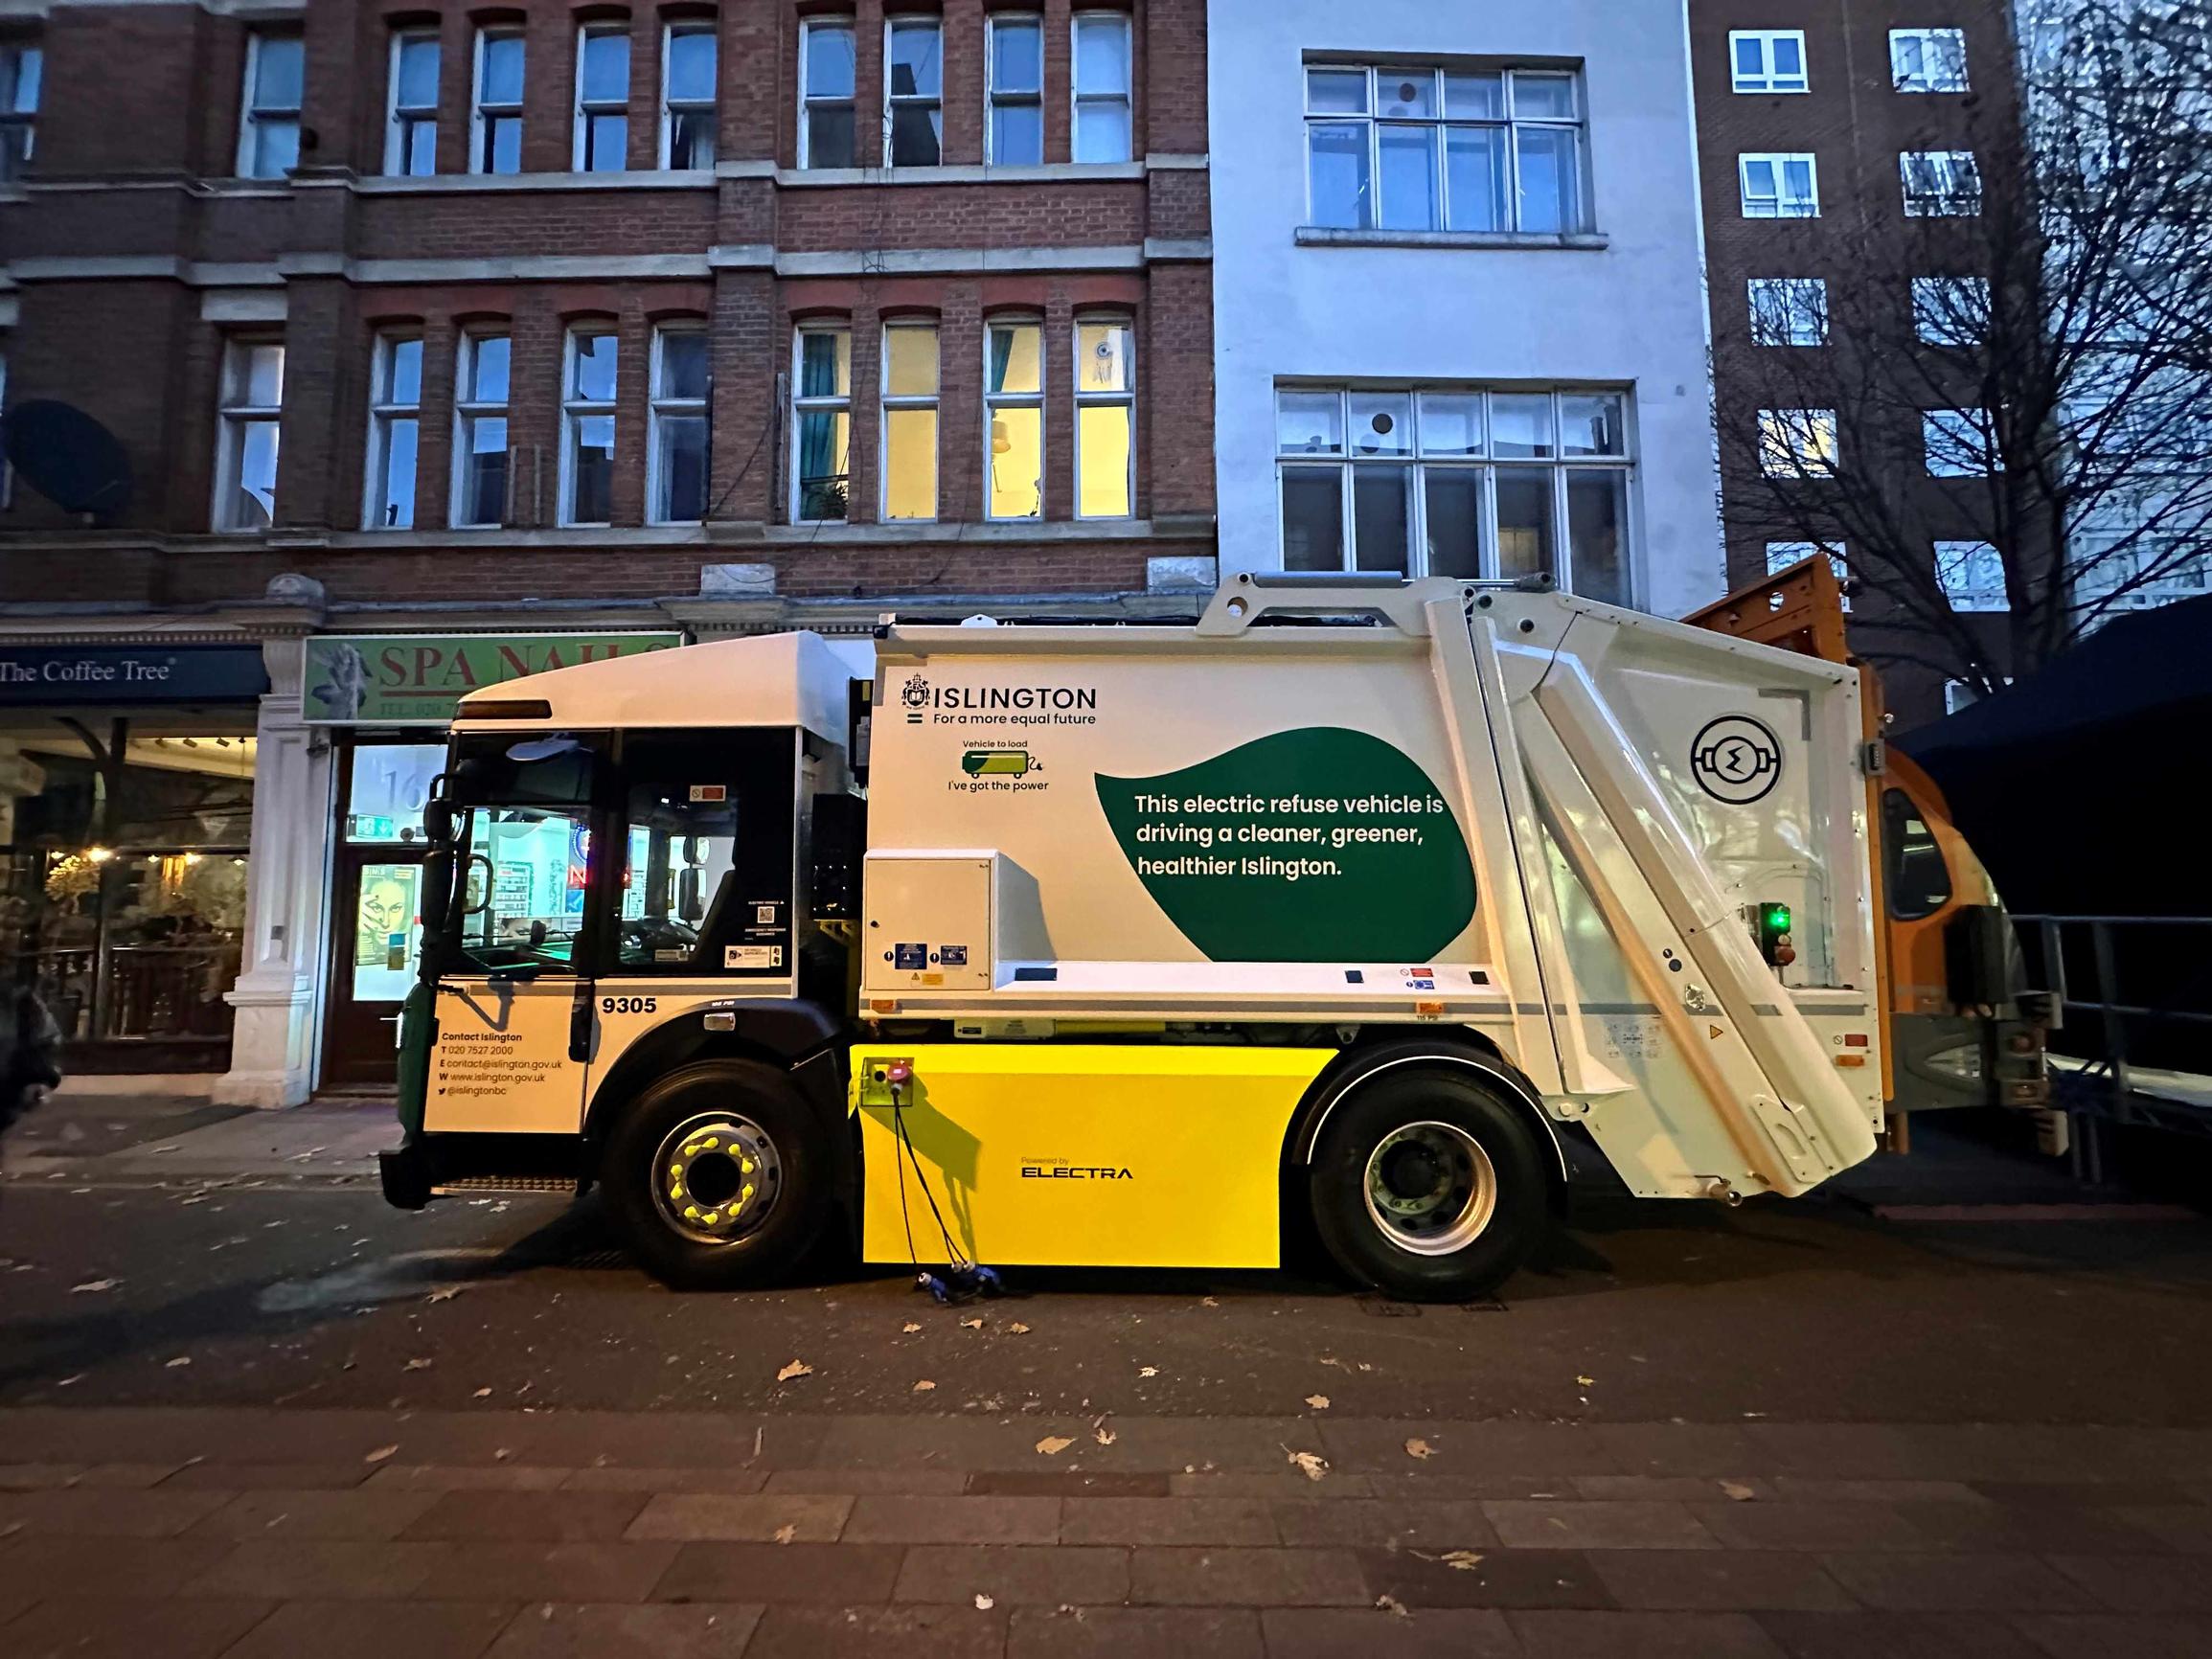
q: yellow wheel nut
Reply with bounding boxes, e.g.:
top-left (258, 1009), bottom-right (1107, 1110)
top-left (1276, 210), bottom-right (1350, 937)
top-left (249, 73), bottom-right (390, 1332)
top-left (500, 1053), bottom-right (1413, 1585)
top-left (701, 1212), bottom-right (719, 1226)
top-left (683, 1205), bottom-right (701, 1220)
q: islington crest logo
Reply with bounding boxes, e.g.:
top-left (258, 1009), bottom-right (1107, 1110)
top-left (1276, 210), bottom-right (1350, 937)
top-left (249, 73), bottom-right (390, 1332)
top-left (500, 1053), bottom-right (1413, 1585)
top-left (901, 674), bottom-right (931, 710)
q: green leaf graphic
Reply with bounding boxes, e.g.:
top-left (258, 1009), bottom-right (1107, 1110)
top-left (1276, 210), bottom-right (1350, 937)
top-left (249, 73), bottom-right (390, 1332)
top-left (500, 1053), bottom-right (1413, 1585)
top-left (1095, 727), bottom-right (1477, 963)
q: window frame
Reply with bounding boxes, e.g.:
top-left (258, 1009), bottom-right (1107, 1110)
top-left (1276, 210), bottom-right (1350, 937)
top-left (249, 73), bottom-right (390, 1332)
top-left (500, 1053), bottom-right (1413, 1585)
top-left (646, 325), bottom-right (710, 526)
top-left (363, 331), bottom-right (422, 531)
top-left (798, 16), bottom-right (856, 169)
top-left (986, 11), bottom-right (1044, 167)
top-left (1072, 10), bottom-right (1133, 164)
top-left (1729, 29), bottom-right (1809, 94)
top-left (1747, 277), bottom-right (1830, 347)
top-left (1756, 407), bottom-right (1840, 478)
top-left (790, 322), bottom-right (854, 524)
top-left (214, 335), bottom-right (285, 531)
top-left (1924, 407), bottom-right (1995, 477)
top-left (984, 316), bottom-right (1046, 522)
top-left (1073, 313), bottom-right (1135, 521)
top-left (1935, 538), bottom-right (2008, 610)
top-left (2, 40), bottom-right (45, 182)
top-left (237, 28), bottom-right (304, 179)
top-left (879, 320), bottom-right (940, 524)
top-left (384, 28), bottom-right (440, 176)
top-left (1912, 275), bottom-right (1990, 347)
top-left (1303, 61), bottom-right (1590, 236)
top-left (1890, 27), bottom-right (1970, 93)
top-left (660, 18), bottom-right (717, 169)
top-left (471, 27), bottom-right (525, 175)
top-left (573, 22), bottom-right (631, 172)
top-left (559, 326), bottom-right (620, 527)
top-left (1738, 151), bottom-right (1818, 218)
top-left (1901, 148), bottom-right (1981, 216)
top-left (451, 330), bottom-right (513, 529)
top-left (882, 13), bottom-right (944, 169)
top-left (1272, 384), bottom-right (1636, 599)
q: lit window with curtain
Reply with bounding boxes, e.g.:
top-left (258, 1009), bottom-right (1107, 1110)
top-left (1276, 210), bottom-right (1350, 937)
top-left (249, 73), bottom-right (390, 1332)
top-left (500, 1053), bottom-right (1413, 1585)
top-left (1075, 317), bottom-right (1133, 518)
top-left (989, 14), bottom-right (1043, 166)
top-left (662, 20), bottom-right (716, 168)
top-left (986, 320), bottom-right (1044, 520)
top-left (650, 328), bottom-right (709, 524)
top-left (561, 329), bottom-right (618, 525)
top-left (575, 24), bottom-right (631, 170)
top-left (216, 339), bottom-right (285, 530)
top-left (452, 331), bottom-right (511, 527)
top-left (1073, 12), bottom-right (1132, 162)
top-left (365, 333), bottom-right (422, 529)
top-left (885, 16), bottom-right (942, 166)
top-left (386, 30), bottom-right (439, 175)
top-left (881, 324), bottom-right (939, 522)
top-left (792, 326), bottom-right (852, 522)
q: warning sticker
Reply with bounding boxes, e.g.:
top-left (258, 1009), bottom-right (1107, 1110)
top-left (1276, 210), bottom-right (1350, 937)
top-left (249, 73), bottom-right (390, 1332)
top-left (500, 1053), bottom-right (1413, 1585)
top-left (939, 944), bottom-right (969, 967)
top-left (690, 784), bottom-right (728, 803)
top-left (894, 943), bottom-right (928, 971)
top-left (724, 944), bottom-right (785, 970)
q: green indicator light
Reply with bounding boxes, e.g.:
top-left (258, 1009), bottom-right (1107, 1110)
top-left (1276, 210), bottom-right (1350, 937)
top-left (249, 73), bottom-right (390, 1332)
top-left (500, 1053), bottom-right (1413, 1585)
top-left (1764, 905), bottom-right (1792, 931)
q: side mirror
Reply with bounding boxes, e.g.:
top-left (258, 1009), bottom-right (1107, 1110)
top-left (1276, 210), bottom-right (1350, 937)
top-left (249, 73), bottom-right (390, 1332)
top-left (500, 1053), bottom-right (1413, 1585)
top-left (420, 850), bottom-right (453, 936)
top-left (678, 867), bottom-right (704, 922)
top-left (425, 800), bottom-right (458, 847)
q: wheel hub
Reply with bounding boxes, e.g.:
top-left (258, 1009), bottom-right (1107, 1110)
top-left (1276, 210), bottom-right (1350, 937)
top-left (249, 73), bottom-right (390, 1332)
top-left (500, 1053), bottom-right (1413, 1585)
top-left (652, 1113), bottom-right (783, 1245)
top-left (1362, 1122), bottom-right (1498, 1257)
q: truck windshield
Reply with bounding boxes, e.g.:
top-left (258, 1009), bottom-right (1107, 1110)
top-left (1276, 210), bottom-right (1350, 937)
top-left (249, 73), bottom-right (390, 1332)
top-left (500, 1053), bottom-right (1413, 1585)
top-left (445, 734), bottom-right (597, 973)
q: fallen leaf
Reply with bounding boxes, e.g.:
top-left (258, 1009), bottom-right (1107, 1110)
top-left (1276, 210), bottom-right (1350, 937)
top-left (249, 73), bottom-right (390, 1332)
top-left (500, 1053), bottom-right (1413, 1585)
top-left (55, 1375), bottom-right (84, 1388)
top-left (426, 1286), bottom-right (466, 1303)
top-left (973, 1593), bottom-right (995, 1610)
top-left (403, 1358), bottom-right (433, 1372)
top-left (902, 1322), bottom-right (923, 1333)
top-left (960, 1317), bottom-right (984, 1330)
top-left (1137, 1365), bottom-right (1158, 1378)
top-left (1576, 1375), bottom-right (1595, 1387)
top-left (472, 1388), bottom-right (493, 1399)
top-left (1305, 1395), bottom-right (1331, 1411)
top-left (772, 1523), bottom-right (796, 1545)
top-left (1035, 1435), bottom-right (1075, 1456)
top-left (1403, 1438), bottom-right (1435, 1460)
top-left (1720, 1480), bottom-right (1758, 1502)
top-left (1287, 1449), bottom-right (1329, 1482)
top-left (912, 1379), bottom-right (937, 1393)
top-left (1201, 1296), bottom-right (1220, 1307)
top-left (164, 1356), bottom-right (192, 1368)
top-left (1007, 1322), bottom-right (1031, 1334)
top-left (1319, 1355), bottom-right (1347, 1370)
top-left (70, 1278), bottom-right (120, 1294)
top-left (1357, 1363), bottom-right (1373, 1374)
top-left (364, 1444), bottom-right (399, 1464)
top-left (1093, 1423), bottom-right (1116, 1446)
top-left (776, 1359), bottom-right (813, 1382)
top-left (1375, 1593), bottom-right (1409, 1617)
top-left (1442, 1549), bottom-right (1485, 1571)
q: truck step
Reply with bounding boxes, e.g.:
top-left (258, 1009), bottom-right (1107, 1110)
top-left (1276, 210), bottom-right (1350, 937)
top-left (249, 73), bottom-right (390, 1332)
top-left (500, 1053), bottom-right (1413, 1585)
top-left (431, 1174), bottom-right (579, 1196)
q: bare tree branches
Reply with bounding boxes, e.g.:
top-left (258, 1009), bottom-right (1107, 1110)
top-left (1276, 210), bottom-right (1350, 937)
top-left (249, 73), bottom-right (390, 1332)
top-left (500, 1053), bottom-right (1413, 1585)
top-left (1715, 0), bottom-right (2212, 698)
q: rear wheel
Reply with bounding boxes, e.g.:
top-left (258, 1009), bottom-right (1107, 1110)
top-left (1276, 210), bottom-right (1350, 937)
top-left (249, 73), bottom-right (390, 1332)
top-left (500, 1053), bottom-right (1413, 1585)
top-left (601, 1060), bottom-right (834, 1290)
top-left (1308, 1067), bottom-right (1550, 1301)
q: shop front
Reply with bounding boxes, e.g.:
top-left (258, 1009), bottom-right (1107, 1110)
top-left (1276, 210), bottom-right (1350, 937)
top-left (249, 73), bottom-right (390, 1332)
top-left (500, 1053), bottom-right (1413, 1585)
top-left (0, 643), bottom-right (271, 1075)
top-left (298, 632), bottom-right (681, 1091)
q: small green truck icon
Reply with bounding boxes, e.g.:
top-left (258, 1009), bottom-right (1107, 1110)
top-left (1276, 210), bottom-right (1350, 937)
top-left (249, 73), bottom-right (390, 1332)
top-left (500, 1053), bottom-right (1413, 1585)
top-left (963, 749), bottom-right (1036, 777)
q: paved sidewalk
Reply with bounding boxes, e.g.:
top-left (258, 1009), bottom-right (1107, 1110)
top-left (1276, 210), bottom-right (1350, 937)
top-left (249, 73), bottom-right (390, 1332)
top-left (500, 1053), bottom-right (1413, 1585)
top-left (1, 1408), bottom-right (2207, 1657)
top-left (1, 1093), bottom-right (394, 1186)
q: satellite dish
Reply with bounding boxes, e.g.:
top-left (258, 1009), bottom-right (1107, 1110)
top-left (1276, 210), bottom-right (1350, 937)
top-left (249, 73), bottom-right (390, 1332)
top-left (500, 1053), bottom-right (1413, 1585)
top-left (0, 399), bottom-right (134, 520)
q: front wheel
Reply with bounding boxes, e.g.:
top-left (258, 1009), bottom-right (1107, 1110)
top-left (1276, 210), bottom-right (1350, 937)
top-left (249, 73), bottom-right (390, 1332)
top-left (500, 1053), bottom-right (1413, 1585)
top-left (601, 1060), bottom-right (834, 1290)
top-left (1308, 1067), bottom-right (1550, 1301)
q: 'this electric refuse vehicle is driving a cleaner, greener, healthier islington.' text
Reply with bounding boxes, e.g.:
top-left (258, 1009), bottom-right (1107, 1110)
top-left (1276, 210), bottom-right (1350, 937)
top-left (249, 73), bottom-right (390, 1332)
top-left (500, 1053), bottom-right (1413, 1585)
top-left (379, 570), bottom-right (2044, 1300)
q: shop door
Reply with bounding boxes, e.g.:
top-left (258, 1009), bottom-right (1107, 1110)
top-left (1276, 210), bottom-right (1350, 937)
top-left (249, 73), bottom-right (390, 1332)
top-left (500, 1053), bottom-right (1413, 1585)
top-left (322, 740), bottom-right (446, 1090)
top-left (324, 847), bottom-right (427, 1087)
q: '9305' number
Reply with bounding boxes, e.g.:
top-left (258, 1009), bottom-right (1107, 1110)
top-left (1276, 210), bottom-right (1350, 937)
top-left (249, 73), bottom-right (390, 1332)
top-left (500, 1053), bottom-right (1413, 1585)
top-left (600, 996), bottom-right (658, 1015)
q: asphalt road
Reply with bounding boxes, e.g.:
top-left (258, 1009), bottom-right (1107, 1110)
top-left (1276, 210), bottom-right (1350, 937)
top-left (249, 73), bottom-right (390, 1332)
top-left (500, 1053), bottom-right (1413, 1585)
top-left (3, 1166), bottom-right (2206, 1425)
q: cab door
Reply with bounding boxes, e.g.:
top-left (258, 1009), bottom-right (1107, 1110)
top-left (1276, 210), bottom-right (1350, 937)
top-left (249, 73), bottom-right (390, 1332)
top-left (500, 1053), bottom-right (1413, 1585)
top-left (424, 741), bottom-right (605, 1134)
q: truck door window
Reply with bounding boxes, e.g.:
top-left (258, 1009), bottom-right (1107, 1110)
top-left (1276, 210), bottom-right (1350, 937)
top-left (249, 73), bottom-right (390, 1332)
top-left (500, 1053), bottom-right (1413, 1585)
top-left (445, 733), bottom-right (600, 973)
top-left (1882, 787), bottom-right (1952, 920)
top-left (607, 730), bottom-right (797, 975)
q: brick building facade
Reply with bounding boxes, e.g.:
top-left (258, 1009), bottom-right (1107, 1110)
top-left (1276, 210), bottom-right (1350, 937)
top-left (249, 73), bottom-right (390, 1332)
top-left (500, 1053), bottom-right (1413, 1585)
top-left (1689, 0), bottom-right (2020, 724)
top-left (0, 0), bottom-right (1212, 1101)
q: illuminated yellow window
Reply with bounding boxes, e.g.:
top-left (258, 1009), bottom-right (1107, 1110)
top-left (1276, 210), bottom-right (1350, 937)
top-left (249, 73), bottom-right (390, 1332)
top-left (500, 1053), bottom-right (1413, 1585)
top-left (986, 319), bottom-right (1043, 519)
top-left (882, 322), bottom-right (939, 521)
top-left (1075, 317), bottom-right (1133, 519)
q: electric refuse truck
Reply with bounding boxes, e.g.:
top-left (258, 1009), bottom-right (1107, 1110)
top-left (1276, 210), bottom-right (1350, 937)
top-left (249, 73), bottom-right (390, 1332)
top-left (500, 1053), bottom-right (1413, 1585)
top-left (378, 569), bottom-right (2043, 1299)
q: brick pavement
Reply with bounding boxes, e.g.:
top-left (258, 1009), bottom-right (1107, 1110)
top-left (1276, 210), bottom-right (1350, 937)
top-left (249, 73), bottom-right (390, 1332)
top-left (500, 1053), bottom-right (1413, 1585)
top-left (0, 1410), bottom-right (2208, 1655)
